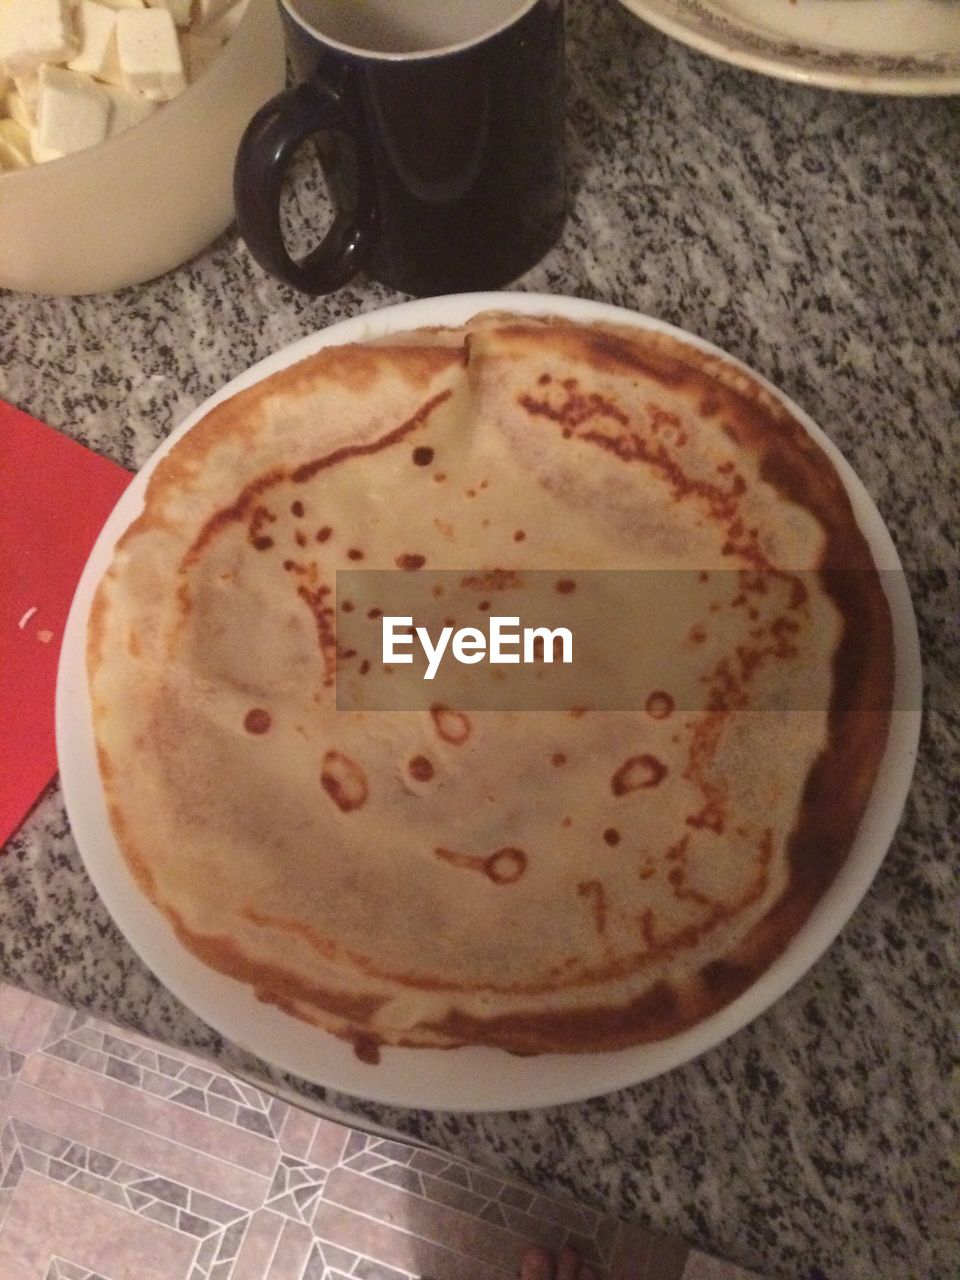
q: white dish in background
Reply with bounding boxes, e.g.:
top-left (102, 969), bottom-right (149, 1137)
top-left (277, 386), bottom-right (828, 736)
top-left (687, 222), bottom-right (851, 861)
top-left (616, 0), bottom-right (960, 94)
top-left (56, 292), bottom-right (921, 1113)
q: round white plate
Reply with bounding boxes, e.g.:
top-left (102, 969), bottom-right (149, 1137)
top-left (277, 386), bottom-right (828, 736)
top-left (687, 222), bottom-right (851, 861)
top-left (616, 0), bottom-right (960, 94)
top-left (57, 292), bottom-right (921, 1113)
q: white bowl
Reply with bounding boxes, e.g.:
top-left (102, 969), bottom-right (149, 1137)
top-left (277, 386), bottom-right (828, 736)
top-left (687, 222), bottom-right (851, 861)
top-left (0, 0), bottom-right (286, 296)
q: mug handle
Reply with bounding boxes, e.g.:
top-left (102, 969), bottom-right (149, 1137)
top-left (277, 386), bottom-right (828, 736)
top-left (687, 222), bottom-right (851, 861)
top-left (234, 81), bottom-right (376, 295)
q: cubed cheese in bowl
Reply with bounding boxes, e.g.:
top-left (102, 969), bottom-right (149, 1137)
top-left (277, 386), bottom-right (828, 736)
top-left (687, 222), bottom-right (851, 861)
top-left (0, 0), bottom-right (284, 294)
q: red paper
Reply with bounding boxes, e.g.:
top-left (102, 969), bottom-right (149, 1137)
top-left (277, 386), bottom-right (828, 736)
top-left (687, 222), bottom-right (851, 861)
top-left (0, 402), bottom-right (131, 847)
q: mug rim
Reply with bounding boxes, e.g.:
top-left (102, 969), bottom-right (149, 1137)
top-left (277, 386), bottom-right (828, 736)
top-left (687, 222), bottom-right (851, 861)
top-left (282, 0), bottom-right (542, 62)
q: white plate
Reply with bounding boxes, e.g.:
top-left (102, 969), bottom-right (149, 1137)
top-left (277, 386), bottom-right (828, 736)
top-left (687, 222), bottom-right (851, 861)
top-left (56, 292), bottom-right (921, 1113)
top-left (616, 0), bottom-right (960, 94)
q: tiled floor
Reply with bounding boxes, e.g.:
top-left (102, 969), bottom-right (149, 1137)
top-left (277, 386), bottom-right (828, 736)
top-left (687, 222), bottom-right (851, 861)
top-left (0, 985), bottom-right (756, 1280)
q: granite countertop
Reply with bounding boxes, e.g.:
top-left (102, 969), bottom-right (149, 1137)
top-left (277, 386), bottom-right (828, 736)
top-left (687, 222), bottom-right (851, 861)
top-left (1, 3), bottom-right (957, 1277)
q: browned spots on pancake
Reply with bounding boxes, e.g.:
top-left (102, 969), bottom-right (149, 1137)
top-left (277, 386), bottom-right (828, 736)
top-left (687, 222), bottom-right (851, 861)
top-left (667, 864), bottom-right (712, 907)
top-left (513, 529), bottom-right (526, 542)
top-left (244, 708), bottom-right (272, 735)
top-left (460, 569), bottom-right (521, 591)
top-left (320, 750), bottom-right (368, 812)
top-left (518, 378), bottom-right (629, 433)
top-left (249, 504), bottom-right (276, 547)
top-left (570, 707), bottom-right (586, 719)
top-left (367, 606), bottom-right (381, 619)
top-left (359, 659), bottom-right (370, 675)
top-left (688, 624), bottom-right (707, 644)
top-left (351, 1033), bottom-right (382, 1065)
top-left (184, 468), bottom-right (284, 566)
top-left (412, 446), bottom-right (434, 466)
top-left (603, 828), bottom-right (621, 846)
top-left (552, 751), bottom-right (567, 766)
top-left (686, 798), bottom-right (726, 833)
top-left (555, 578), bottom-right (576, 594)
top-left (409, 755), bottom-right (434, 781)
top-left (612, 754), bottom-right (667, 795)
top-left (434, 845), bottom-right (527, 884)
top-left (397, 553), bottom-right (426, 571)
top-left (645, 691), bottom-right (675, 719)
top-left (348, 548), bottom-right (364, 561)
top-left (316, 526), bottom-right (332, 543)
top-left (486, 848), bottom-right (527, 884)
top-left (561, 816), bottom-right (573, 828)
top-left (518, 364), bottom-right (751, 526)
top-left (292, 389), bottom-right (453, 484)
top-left (431, 584), bottom-right (445, 599)
top-left (478, 600), bottom-right (490, 612)
top-left (433, 472), bottom-right (447, 483)
top-left (175, 380), bottom-right (454, 570)
top-left (666, 835), bottom-right (690, 863)
top-left (341, 600), bottom-right (354, 613)
top-left (295, 531), bottom-right (307, 548)
top-left (578, 879), bottom-right (608, 937)
top-left (95, 743), bottom-right (114, 782)
top-left (297, 584), bottom-right (336, 684)
top-left (290, 499), bottom-right (305, 517)
top-left (430, 704), bottom-right (471, 745)
top-left (646, 403), bottom-right (688, 446)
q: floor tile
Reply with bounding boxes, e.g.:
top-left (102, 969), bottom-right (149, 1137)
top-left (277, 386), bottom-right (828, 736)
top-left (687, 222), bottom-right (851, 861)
top-left (19, 1057), bottom-right (277, 1175)
top-left (0, 1169), bottom-right (195, 1280)
top-left (0, 984), bottom-right (760, 1280)
top-left (6, 1083), bottom-right (269, 1208)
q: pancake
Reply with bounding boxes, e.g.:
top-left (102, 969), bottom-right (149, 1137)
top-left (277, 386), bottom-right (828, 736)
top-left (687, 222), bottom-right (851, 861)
top-left (87, 314), bottom-right (894, 1060)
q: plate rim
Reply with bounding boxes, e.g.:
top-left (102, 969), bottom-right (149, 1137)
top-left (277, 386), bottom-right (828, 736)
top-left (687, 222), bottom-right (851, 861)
top-left (616, 0), bottom-right (960, 95)
top-left (56, 290), bottom-right (922, 1113)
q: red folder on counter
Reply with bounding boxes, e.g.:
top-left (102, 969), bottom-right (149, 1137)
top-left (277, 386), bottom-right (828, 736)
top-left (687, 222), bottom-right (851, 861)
top-left (0, 402), bottom-right (131, 847)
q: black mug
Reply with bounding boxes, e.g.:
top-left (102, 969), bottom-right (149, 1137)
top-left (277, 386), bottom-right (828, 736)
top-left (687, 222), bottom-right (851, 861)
top-left (234, 0), bottom-right (566, 297)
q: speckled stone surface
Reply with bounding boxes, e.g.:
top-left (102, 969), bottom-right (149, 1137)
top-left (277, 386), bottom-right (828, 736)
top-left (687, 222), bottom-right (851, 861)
top-left (1, 3), bottom-right (958, 1278)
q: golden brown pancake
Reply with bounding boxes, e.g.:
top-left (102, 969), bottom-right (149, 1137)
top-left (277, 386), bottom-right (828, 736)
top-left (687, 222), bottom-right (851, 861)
top-left (87, 314), bottom-right (894, 1059)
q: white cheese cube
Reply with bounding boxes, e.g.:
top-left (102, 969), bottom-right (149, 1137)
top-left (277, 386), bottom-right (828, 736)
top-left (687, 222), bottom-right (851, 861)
top-left (0, 0), bottom-right (78, 76)
top-left (180, 30), bottom-right (222, 82)
top-left (115, 8), bottom-right (185, 100)
top-left (33, 63), bottom-right (110, 161)
top-left (5, 86), bottom-right (31, 128)
top-left (9, 73), bottom-right (39, 126)
top-left (103, 81), bottom-right (156, 135)
top-left (145, 0), bottom-right (192, 29)
top-left (0, 116), bottom-right (32, 167)
top-left (67, 2), bottom-right (118, 80)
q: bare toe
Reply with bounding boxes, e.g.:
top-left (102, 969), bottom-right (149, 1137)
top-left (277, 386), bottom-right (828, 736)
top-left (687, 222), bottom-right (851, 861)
top-left (520, 1246), bottom-right (554, 1280)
